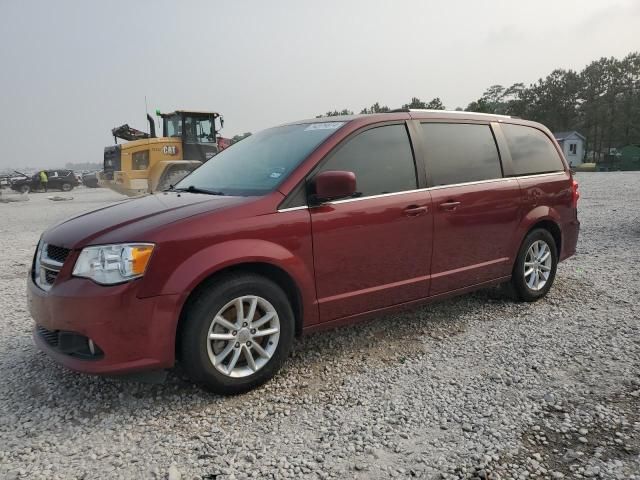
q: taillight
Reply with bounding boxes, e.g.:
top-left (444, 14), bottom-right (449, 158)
top-left (571, 178), bottom-right (580, 207)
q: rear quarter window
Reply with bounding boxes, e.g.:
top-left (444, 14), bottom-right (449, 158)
top-left (502, 124), bottom-right (564, 175)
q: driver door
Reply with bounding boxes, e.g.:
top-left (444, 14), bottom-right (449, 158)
top-left (309, 123), bottom-right (433, 322)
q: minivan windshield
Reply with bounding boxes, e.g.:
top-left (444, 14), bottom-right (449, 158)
top-left (174, 122), bottom-right (345, 196)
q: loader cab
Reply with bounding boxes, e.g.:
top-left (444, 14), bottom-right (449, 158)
top-left (160, 110), bottom-right (224, 163)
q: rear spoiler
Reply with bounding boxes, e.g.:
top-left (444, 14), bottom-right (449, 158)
top-left (111, 124), bottom-right (151, 142)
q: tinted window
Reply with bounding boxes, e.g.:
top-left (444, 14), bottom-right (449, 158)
top-left (319, 124), bottom-right (417, 197)
top-left (502, 124), bottom-right (564, 175)
top-left (420, 123), bottom-right (502, 186)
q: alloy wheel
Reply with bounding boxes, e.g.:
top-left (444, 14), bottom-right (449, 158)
top-left (524, 240), bottom-right (552, 291)
top-left (206, 295), bottom-right (280, 378)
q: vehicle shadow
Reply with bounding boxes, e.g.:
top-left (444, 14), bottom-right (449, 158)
top-left (14, 284), bottom-right (514, 415)
top-left (0, 275), bottom-right (579, 459)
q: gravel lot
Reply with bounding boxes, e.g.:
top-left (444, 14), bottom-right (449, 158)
top-left (0, 174), bottom-right (639, 480)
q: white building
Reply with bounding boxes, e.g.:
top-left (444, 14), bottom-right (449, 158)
top-left (554, 131), bottom-right (586, 166)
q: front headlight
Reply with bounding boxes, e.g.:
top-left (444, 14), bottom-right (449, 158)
top-left (72, 243), bottom-right (155, 285)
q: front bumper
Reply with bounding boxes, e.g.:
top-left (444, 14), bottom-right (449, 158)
top-left (28, 274), bottom-right (181, 375)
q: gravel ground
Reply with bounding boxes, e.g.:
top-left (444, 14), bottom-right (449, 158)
top-left (0, 174), bottom-right (639, 480)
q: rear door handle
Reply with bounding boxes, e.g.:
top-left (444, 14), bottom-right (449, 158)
top-left (403, 205), bottom-right (428, 216)
top-left (439, 201), bottom-right (461, 211)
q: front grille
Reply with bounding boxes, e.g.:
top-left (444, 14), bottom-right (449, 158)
top-left (44, 269), bottom-right (58, 284)
top-left (46, 245), bottom-right (70, 264)
top-left (34, 242), bottom-right (70, 291)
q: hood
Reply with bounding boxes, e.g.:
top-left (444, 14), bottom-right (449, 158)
top-left (43, 192), bottom-right (252, 248)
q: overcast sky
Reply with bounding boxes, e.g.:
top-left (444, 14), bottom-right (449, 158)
top-left (1, 0), bottom-right (639, 169)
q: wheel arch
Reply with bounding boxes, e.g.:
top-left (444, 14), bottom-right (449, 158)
top-left (527, 219), bottom-right (562, 255)
top-left (174, 261), bottom-right (306, 361)
top-left (511, 206), bottom-right (563, 261)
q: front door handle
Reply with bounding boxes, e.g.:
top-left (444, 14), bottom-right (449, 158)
top-left (439, 201), bottom-right (461, 211)
top-left (403, 205), bottom-right (428, 216)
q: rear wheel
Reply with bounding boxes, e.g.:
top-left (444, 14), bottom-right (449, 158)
top-left (179, 273), bottom-right (294, 394)
top-left (511, 229), bottom-right (558, 302)
top-left (19, 184), bottom-right (30, 194)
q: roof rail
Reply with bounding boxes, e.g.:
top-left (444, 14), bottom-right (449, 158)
top-left (417, 109), bottom-right (512, 118)
top-left (389, 108), bottom-right (513, 119)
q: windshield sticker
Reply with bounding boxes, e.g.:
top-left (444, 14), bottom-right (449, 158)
top-left (304, 122), bottom-right (345, 131)
top-left (269, 167), bottom-right (286, 179)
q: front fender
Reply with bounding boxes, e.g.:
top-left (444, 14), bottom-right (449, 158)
top-left (147, 239), bottom-right (319, 326)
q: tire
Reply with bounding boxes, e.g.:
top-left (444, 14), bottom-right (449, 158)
top-left (179, 273), bottom-right (295, 394)
top-left (61, 183), bottom-right (73, 192)
top-left (19, 184), bottom-right (30, 194)
top-left (511, 228), bottom-right (558, 302)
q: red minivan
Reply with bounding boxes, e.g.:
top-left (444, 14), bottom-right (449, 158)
top-left (28, 111), bottom-right (580, 393)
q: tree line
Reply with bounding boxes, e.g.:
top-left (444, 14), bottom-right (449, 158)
top-left (230, 132), bottom-right (252, 144)
top-left (316, 97), bottom-right (446, 117)
top-left (317, 52), bottom-right (640, 161)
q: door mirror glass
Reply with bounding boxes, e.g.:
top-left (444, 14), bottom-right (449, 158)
top-left (312, 170), bottom-right (356, 203)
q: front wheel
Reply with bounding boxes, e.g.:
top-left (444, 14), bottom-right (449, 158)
top-left (179, 273), bottom-right (294, 394)
top-left (511, 229), bottom-right (558, 302)
top-left (61, 183), bottom-right (73, 192)
top-left (19, 184), bottom-right (30, 194)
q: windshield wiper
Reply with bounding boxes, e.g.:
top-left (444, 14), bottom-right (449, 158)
top-left (169, 185), bottom-right (225, 196)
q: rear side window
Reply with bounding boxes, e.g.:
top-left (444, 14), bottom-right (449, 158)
top-left (502, 124), bottom-right (564, 175)
top-left (319, 124), bottom-right (417, 197)
top-left (420, 123), bottom-right (502, 186)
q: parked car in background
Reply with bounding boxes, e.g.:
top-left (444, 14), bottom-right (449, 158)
top-left (1, 171), bottom-right (28, 189)
top-left (81, 171), bottom-right (100, 188)
top-left (28, 110), bottom-right (579, 394)
top-left (11, 169), bottom-right (79, 193)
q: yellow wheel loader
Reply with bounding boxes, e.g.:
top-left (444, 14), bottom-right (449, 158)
top-left (99, 110), bottom-right (225, 196)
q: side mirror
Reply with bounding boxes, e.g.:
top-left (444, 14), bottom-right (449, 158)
top-left (311, 170), bottom-right (356, 203)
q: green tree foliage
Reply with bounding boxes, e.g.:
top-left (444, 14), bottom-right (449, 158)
top-left (402, 97), bottom-right (428, 109)
top-left (316, 109), bottom-right (354, 118)
top-left (314, 52), bottom-right (639, 160)
top-left (230, 132), bottom-right (252, 144)
top-left (465, 52), bottom-right (640, 160)
top-left (400, 97), bottom-right (446, 110)
top-left (425, 97), bottom-right (446, 110)
top-left (360, 102), bottom-right (391, 114)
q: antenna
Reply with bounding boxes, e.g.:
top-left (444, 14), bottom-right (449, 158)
top-left (144, 95), bottom-right (149, 125)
